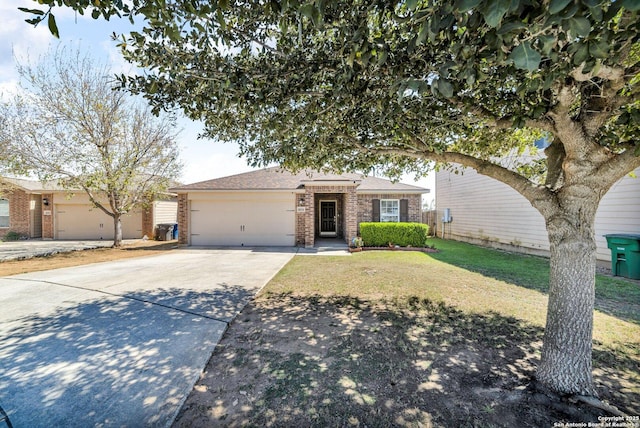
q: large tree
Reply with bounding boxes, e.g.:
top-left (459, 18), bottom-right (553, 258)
top-left (23, 0), bottom-right (640, 401)
top-left (2, 47), bottom-right (181, 247)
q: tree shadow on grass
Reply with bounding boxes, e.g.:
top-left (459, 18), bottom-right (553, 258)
top-left (174, 294), bottom-right (640, 428)
top-left (0, 285), bottom-right (254, 428)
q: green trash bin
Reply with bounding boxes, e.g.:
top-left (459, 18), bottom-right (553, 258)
top-left (604, 234), bottom-right (640, 280)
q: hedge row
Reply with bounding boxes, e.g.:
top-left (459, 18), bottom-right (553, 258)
top-left (359, 222), bottom-right (429, 247)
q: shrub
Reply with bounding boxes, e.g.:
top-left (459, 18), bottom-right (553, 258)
top-left (360, 222), bottom-right (429, 247)
top-left (1, 231), bottom-right (28, 242)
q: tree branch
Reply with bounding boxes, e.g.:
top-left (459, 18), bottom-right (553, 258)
top-left (570, 65), bottom-right (625, 88)
top-left (347, 131), bottom-right (555, 214)
top-left (594, 148), bottom-right (640, 193)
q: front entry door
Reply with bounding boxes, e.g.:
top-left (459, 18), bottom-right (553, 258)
top-left (319, 201), bottom-right (337, 237)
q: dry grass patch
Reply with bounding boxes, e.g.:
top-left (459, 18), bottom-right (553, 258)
top-left (175, 240), bottom-right (640, 427)
top-left (0, 240), bottom-right (178, 277)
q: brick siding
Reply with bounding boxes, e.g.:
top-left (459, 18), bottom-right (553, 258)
top-left (357, 193), bottom-right (422, 227)
top-left (42, 193), bottom-right (54, 239)
top-left (295, 184), bottom-right (360, 248)
top-left (0, 189), bottom-right (30, 238)
top-left (142, 206), bottom-right (154, 238)
top-left (177, 194), bottom-right (189, 245)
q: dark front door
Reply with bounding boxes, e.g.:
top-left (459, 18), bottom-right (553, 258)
top-left (319, 201), bottom-right (337, 236)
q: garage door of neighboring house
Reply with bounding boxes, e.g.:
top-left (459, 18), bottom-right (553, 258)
top-left (55, 205), bottom-right (143, 240)
top-left (190, 194), bottom-right (295, 246)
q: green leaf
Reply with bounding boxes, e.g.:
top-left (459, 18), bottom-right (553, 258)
top-left (538, 35), bottom-right (556, 55)
top-left (569, 16), bottom-right (591, 38)
top-left (483, 0), bottom-right (510, 28)
top-left (437, 78), bottom-right (454, 98)
top-left (47, 13), bottom-right (59, 38)
top-left (588, 6), bottom-right (603, 21)
top-left (406, 0), bottom-right (418, 11)
top-left (621, 0), bottom-right (640, 11)
top-left (416, 21), bottom-right (429, 45)
top-left (572, 42), bottom-right (589, 65)
top-left (496, 21), bottom-right (526, 35)
top-left (17, 7), bottom-right (45, 15)
top-left (299, 3), bottom-right (314, 19)
top-left (216, 9), bottom-right (226, 30)
top-left (456, 0), bottom-right (481, 13)
top-left (588, 39), bottom-right (609, 59)
top-left (548, 0), bottom-right (572, 14)
top-left (509, 42), bottom-right (541, 72)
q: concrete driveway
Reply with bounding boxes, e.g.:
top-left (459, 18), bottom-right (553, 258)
top-left (0, 248), bottom-right (295, 427)
top-left (0, 239), bottom-right (140, 262)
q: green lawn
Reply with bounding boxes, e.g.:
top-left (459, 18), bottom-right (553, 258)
top-left (265, 238), bottom-right (640, 363)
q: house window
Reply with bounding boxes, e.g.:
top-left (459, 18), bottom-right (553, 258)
top-left (380, 199), bottom-right (399, 222)
top-left (0, 199), bottom-right (9, 228)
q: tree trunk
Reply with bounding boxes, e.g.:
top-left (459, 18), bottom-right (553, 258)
top-left (537, 190), bottom-right (599, 397)
top-left (112, 214), bottom-right (123, 248)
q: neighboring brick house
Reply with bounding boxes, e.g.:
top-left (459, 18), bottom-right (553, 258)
top-left (170, 167), bottom-right (428, 248)
top-left (0, 178), bottom-right (177, 240)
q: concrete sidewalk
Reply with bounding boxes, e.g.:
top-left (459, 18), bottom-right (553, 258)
top-left (0, 248), bottom-right (295, 427)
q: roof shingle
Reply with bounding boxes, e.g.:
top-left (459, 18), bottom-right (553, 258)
top-left (171, 167), bottom-right (428, 193)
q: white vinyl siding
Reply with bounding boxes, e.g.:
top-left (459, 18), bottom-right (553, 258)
top-left (436, 167), bottom-right (640, 262)
top-left (153, 200), bottom-right (178, 225)
top-left (380, 199), bottom-right (399, 222)
top-left (0, 199), bottom-right (8, 227)
top-left (593, 171), bottom-right (640, 260)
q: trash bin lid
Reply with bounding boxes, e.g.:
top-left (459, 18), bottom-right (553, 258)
top-left (604, 233), bottom-right (640, 240)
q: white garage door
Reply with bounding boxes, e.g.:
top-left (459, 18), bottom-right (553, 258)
top-left (190, 194), bottom-right (295, 246)
top-left (55, 205), bottom-right (142, 240)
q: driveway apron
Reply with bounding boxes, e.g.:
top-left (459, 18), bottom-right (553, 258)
top-left (0, 248), bottom-right (295, 427)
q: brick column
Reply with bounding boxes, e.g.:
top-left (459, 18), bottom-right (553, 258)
top-left (42, 193), bottom-right (54, 239)
top-left (295, 193), bottom-right (306, 246)
top-left (142, 203), bottom-right (154, 238)
top-left (344, 187), bottom-right (358, 244)
top-left (304, 189), bottom-right (315, 248)
top-left (177, 194), bottom-right (189, 245)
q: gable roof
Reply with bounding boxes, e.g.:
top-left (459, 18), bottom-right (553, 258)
top-left (1, 177), bottom-right (181, 195)
top-left (171, 167), bottom-right (428, 194)
top-left (0, 177), bottom-right (65, 192)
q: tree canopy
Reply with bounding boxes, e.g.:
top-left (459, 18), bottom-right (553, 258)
top-left (20, 0), bottom-right (640, 400)
top-left (1, 46), bottom-right (181, 246)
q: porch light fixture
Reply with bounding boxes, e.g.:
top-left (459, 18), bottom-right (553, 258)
top-left (43, 198), bottom-right (49, 206)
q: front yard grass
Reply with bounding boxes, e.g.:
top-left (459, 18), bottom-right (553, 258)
top-left (175, 238), bottom-right (640, 427)
top-left (269, 239), bottom-right (639, 345)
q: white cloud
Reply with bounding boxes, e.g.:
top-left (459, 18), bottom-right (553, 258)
top-left (0, 2), bottom-right (56, 99)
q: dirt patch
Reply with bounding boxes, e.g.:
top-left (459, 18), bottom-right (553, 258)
top-left (173, 294), bottom-right (638, 427)
top-left (0, 240), bottom-right (178, 277)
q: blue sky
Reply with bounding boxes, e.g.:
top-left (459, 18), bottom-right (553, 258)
top-left (2, 1), bottom-right (434, 200)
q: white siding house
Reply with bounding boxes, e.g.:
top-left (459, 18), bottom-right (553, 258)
top-left (152, 199), bottom-right (178, 225)
top-left (435, 167), bottom-right (640, 263)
